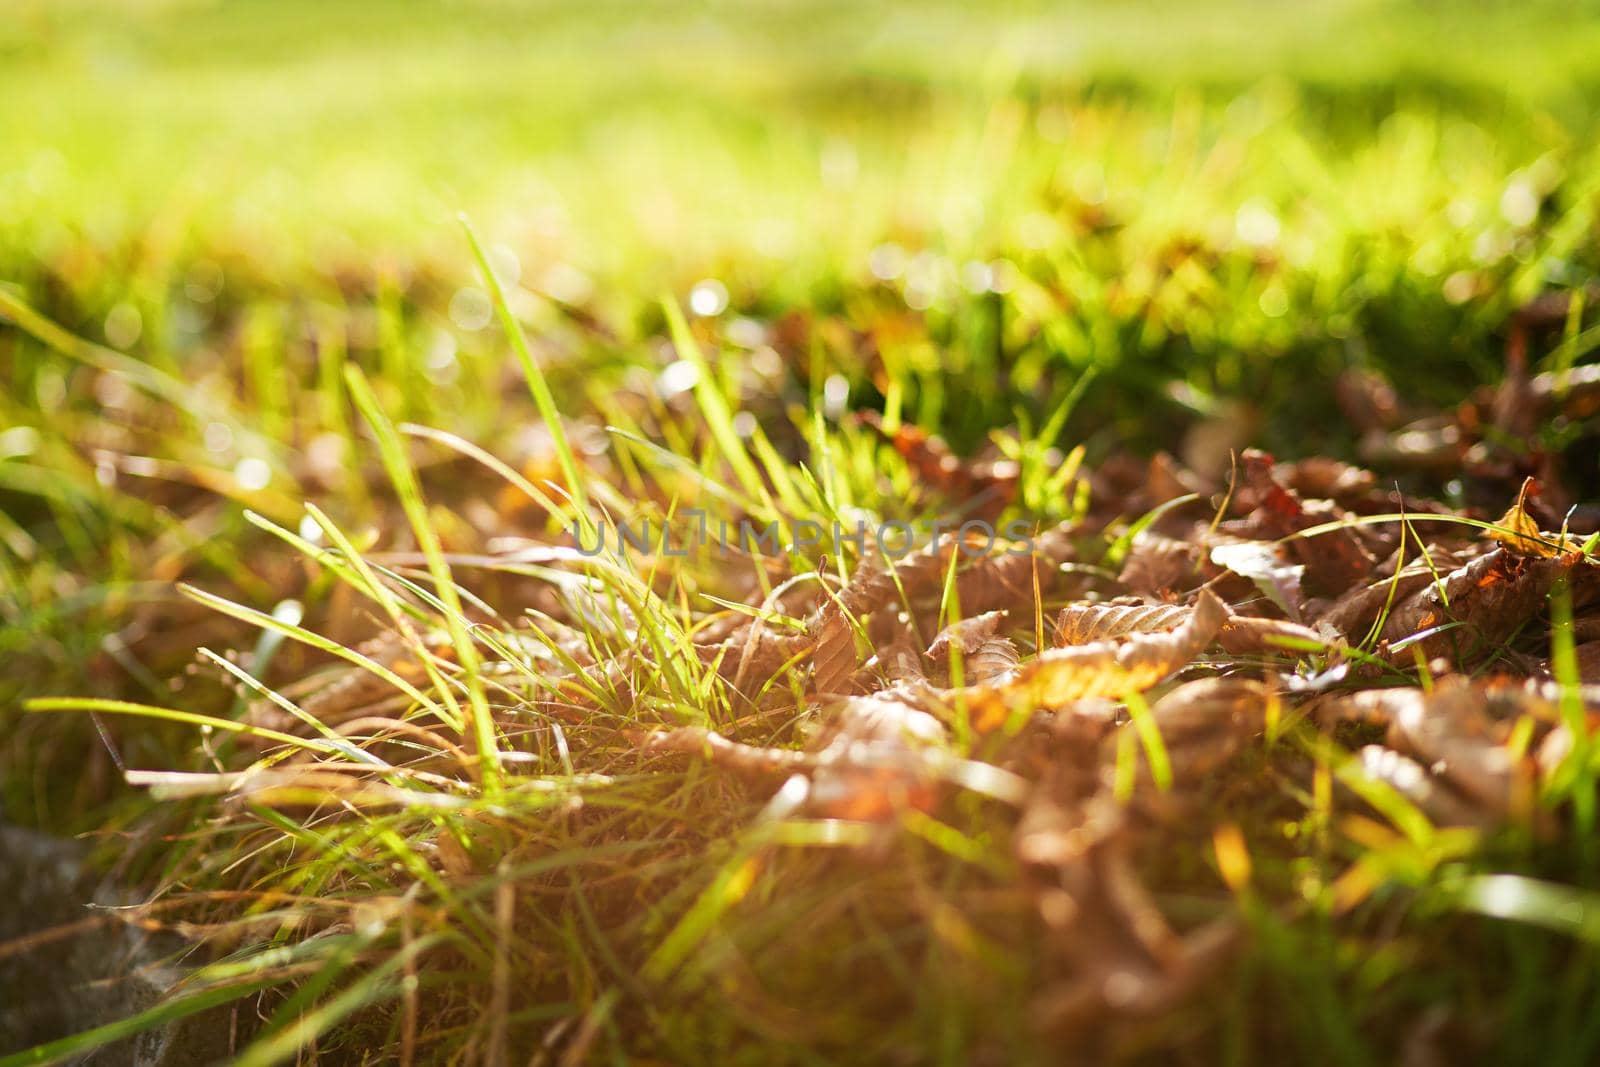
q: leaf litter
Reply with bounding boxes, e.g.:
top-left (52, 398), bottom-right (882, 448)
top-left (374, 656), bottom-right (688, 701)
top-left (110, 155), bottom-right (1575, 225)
top-left (171, 411), bottom-right (1600, 1052)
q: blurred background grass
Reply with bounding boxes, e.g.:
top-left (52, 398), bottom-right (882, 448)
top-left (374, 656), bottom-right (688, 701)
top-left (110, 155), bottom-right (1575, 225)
top-left (5, 0), bottom-right (1600, 827)
top-left (4, 0), bottom-right (1599, 434)
top-left (5, 0), bottom-right (1599, 288)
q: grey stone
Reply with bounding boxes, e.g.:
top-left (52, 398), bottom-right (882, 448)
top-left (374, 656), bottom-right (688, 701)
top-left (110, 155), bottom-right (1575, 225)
top-left (0, 826), bottom-right (237, 1065)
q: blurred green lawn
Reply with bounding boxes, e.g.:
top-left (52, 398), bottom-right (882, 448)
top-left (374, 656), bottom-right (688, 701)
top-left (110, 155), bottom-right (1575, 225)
top-left (5, 1), bottom-right (1600, 453)
top-left (5, 0), bottom-right (1600, 287)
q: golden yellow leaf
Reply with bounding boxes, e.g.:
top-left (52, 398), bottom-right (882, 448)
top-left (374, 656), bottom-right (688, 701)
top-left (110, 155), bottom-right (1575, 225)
top-left (1488, 477), bottom-right (1561, 558)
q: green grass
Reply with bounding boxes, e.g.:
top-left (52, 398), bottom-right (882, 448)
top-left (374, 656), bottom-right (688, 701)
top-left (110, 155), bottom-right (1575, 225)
top-left (6, 0), bottom-right (1600, 1063)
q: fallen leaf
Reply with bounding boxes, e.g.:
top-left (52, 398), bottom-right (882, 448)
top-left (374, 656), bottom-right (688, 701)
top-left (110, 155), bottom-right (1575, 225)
top-left (1055, 602), bottom-right (1189, 646)
top-left (1210, 540), bottom-right (1306, 619)
top-left (1487, 476), bottom-right (1572, 558)
top-left (959, 591), bottom-right (1228, 730)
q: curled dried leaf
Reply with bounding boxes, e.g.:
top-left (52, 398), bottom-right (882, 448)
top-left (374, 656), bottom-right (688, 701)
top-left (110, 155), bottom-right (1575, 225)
top-left (1316, 678), bottom-right (1550, 822)
top-left (1487, 477), bottom-right (1552, 557)
top-left (925, 610), bottom-right (1008, 661)
top-left (1381, 548), bottom-right (1590, 663)
top-left (955, 520), bottom-right (1079, 617)
top-left (1226, 450), bottom-right (1376, 593)
top-left (1108, 678), bottom-right (1269, 791)
top-left (834, 534), bottom-right (953, 618)
top-left (1145, 677), bottom-right (1268, 745)
top-left (873, 633), bottom-right (927, 685)
top-left (1056, 602), bottom-right (1189, 646)
top-left (810, 600), bottom-right (856, 697)
top-left (1487, 476), bottom-right (1580, 558)
top-left (1215, 614), bottom-right (1323, 656)
top-left (966, 637), bottom-right (1022, 687)
top-left (1019, 786), bottom-right (1241, 1034)
top-left (1314, 565), bottom-right (1441, 644)
top-left (1287, 498), bottom-right (1380, 592)
top-left (1119, 531), bottom-right (1206, 597)
top-left (720, 539), bottom-right (955, 691)
top-left (959, 591), bottom-right (1228, 730)
top-left (1210, 540), bottom-right (1306, 618)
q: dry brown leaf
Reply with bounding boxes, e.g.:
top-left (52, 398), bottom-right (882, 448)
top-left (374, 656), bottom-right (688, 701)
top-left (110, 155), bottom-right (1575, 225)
top-left (1017, 780), bottom-right (1240, 1035)
top-left (954, 520), bottom-right (1079, 617)
top-left (958, 591), bottom-right (1227, 730)
top-left (1277, 456), bottom-right (1378, 504)
top-left (1230, 449), bottom-right (1303, 525)
top-left (1535, 640), bottom-right (1600, 683)
top-left (1143, 677), bottom-right (1268, 751)
top-left (1316, 678), bottom-right (1559, 823)
top-left (925, 610), bottom-right (1008, 660)
top-left (925, 611), bottom-right (1020, 685)
top-left (1215, 614), bottom-right (1323, 656)
top-left (1226, 449), bottom-right (1376, 594)
top-left (810, 600), bottom-right (856, 697)
top-left (1289, 498), bottom-right (1380, 592)
top-left (1314, 565), bottom-right (1442, 643)
top-left (719, 525), bottom-right (1076, 694)
top-left (966, 637), bottom-right (1022, 686)
top-left (721, 539), bottom-right (954, 690)
top-left (1351, 745), bottom-right (1489, 828)
top-left (802, 697), bottom-right (949, 820)
top-left (834, 533), bottom-right (953, 618)
top-left (1054, 596), bottom-right (1317, 659)
top-left (1145, 452), bottom-right (1209, 506)
top-left (1055, 601), bottom-right (1189, 646)
top-left (1097, 678), bottom-right (1270, 796)
top-left (1210, 540), bottom-right (1307, 618)
top-left (1119, 531), bottom-right (1206, 597)
top-left (1380, 548), bottom-right (1590, 663)
top-left (873, 633), bottom-right (927, 685)
top-left (1334, 368), bottom-right (1402, 434)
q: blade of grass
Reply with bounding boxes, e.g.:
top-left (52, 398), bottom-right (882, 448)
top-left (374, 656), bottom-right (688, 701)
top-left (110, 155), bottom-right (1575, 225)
top-left (1123, 689), bottom-right (1173, 793)
top-left (24, 697), bottom-right (349, 758)
top-left (178, 582), bottom-right (457, 730)
top-left (344, 364), bottom-right (500, 796)
top-left (460, 215), bottom-right (590, 524)
top-left (660, 295), bottom-right (772, 511)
